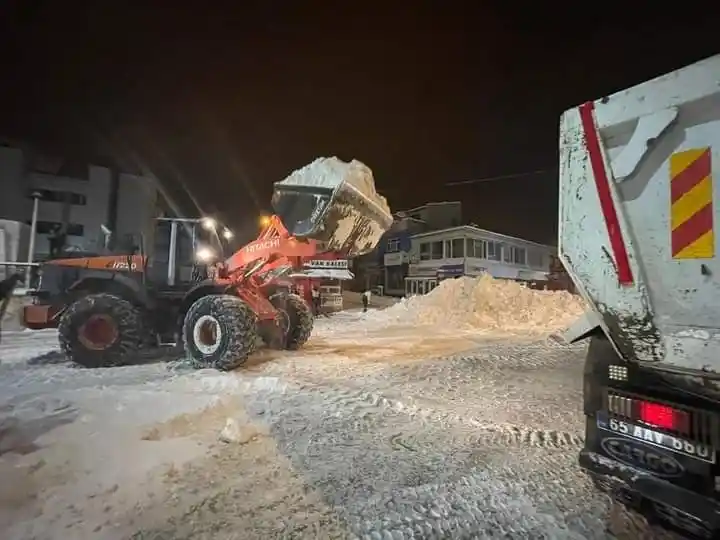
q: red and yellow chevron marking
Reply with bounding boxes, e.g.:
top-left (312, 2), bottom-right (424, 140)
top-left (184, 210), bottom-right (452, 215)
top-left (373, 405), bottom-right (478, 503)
top-left (670, 148), bottom-right (714, 259)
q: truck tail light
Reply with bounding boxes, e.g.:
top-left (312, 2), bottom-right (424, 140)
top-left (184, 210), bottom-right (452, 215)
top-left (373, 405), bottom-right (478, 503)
top-left (605, 390), bottom-right (719, 446)
top-left (639, 401), bottom-right (690, 433)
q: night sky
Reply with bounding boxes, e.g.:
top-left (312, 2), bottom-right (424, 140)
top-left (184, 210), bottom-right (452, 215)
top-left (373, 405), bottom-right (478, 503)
top-left (0, 2), bottom-right (717, 244)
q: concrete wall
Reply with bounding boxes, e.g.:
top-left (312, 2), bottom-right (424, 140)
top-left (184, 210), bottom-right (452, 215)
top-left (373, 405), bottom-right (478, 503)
top-left (116, 173), bottom-right (160, 243)
top-left (0, 220), bottom-right (31, 280)
top-left (402, 202), bottom-right (462, 230)
top-left (28, 167), bottom-right (112, 254)
top-left (0, 147), bottom-right (31, 222)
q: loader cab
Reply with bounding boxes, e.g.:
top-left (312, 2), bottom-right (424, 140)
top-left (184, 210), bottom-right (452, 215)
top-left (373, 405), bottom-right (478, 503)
top-left (271, 185), bottom-right (334, 238)
top-left (143, 217), bottom-right (221, 289)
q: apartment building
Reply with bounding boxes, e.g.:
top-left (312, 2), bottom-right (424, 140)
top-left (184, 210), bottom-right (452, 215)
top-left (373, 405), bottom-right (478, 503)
top-left (0, 145), bottom-right (175, 259)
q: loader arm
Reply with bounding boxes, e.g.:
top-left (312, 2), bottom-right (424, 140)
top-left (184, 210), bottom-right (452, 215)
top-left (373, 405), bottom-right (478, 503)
top-left (223, 215), bottom-right (318, 276)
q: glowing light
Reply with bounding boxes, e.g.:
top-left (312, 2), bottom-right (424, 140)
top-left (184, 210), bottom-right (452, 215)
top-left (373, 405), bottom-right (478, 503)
top-left (222, 228), bottom-right (234, 240)
top-left (259, 215), bottom-right (271, 228)
top-left (196, 246), bottom-right (215, 262)
top-left (201, 217), bottom-right (216, 230)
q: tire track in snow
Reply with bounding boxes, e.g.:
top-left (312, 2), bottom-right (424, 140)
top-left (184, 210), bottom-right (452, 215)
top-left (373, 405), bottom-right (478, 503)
top-left (232, 378), bottom-right (661, 540)
top-left (258, 370), bottom-right (585, 451)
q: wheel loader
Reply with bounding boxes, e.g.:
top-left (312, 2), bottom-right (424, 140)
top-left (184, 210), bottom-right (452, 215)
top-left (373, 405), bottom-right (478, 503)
top-left (22, 157), bottom-right (392, 370)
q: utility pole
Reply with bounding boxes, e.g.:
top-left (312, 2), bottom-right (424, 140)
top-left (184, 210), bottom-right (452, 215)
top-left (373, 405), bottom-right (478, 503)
top-left (26, 191), bottom-right (42, 285)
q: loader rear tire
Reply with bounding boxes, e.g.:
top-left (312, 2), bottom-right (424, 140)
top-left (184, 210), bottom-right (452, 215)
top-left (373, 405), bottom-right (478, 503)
top-left (183, 294), bottom-right (258, 371)
top-left (271, 293), bottom-right (313, 350)
top-left (58, 293), bottom-right (143, 368)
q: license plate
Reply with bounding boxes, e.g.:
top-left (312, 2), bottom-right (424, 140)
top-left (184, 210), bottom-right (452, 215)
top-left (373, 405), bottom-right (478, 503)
top-left (597, 412), bottom-right (716, 463)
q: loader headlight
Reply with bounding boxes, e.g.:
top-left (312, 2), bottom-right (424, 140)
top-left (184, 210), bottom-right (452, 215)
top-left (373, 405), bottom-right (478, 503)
top-left (196, 246), bottom-right (216, 262)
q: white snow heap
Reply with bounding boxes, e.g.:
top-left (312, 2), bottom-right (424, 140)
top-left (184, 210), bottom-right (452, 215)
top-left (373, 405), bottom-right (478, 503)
top-left (383, 274), bottom-right (586, 335)
top-left (275, 157), bottom-right (393, 256)
top-left (277, 157), bottom-right (391, 217)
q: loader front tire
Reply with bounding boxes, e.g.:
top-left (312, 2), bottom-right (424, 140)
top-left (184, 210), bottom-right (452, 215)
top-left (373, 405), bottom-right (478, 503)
top-left (271, 293), bottom-right (313, 350)
top-left (58, 293), bottom-right (143, 368)
top-left (183, 294), bottom-right (258, 371)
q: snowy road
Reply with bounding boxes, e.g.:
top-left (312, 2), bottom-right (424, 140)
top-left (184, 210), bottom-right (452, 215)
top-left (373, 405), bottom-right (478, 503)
top-left (0, 312), bottom-right (678, 539)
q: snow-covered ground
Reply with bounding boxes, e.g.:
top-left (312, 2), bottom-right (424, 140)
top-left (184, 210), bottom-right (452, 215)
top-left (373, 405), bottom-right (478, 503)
top-left (0, 310), bottom-right (677, 539)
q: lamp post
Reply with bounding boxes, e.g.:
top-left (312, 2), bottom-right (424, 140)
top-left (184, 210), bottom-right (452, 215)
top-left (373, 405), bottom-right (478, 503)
top-left (26, 191), bottom-right (42, 285)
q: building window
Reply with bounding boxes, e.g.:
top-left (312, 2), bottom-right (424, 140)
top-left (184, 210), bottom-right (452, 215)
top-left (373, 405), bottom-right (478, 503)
top-left (450, 238), bottom-right (464, 258)
top-left (431, 241), bottom-right (443, 259)
top-left (386, 238), bottom-right (400, 253)
top-left (29, 221), bottom-right (85, 236)
top-left (28, 189), bottom-right (87, 205)
top-left (528, 250), bottom-right (545, 269)
top-left (473, 239), bottom-right (487, 259)
top-left (512, 246), bottom-right (527, 265)
top-left (56, 159), bottom-right (89, 180)
top-left (487, 241), bottom-right (501, 261)
top-left (28, 153), bottom-right (63, 174)
top-left (419, 242), bottom-right (431, 260)
top-left (466, 238), bottom-right (475, 258)
top-left (503, 244), bottom-right (513, 263)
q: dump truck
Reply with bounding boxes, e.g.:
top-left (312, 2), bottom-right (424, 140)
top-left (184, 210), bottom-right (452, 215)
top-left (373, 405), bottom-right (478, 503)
top-left (560, 54), bottom-right (720, 537)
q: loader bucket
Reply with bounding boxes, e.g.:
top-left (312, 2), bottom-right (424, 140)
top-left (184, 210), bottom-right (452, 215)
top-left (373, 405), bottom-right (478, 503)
top-left (272, 157), bottom-right (393, 257)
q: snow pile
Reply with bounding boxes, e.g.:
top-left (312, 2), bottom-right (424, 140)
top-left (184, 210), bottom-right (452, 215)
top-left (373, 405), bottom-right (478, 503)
top-left (1, 298), bottom-right (24, 331)
top-left (277, 157), bottom-right (390, 217)
top-left (275, 157), bottom-right (393, 257)
top-left (381, 274), bottom-right (585, 335)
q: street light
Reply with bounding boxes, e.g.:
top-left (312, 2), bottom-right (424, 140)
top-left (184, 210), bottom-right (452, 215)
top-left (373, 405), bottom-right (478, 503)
top-left (201, 217), bottom-right (216, 230)
top-left (195, 246), bottom-right (216, 262)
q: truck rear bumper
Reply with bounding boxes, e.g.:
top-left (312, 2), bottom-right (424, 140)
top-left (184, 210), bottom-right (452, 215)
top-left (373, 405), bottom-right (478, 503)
top-left (580, 449), bottom-right (720, 537)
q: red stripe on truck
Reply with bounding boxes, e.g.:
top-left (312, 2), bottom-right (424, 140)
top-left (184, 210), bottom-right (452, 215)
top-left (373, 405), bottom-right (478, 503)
top-left (578, 101), bottom-right (634, 285)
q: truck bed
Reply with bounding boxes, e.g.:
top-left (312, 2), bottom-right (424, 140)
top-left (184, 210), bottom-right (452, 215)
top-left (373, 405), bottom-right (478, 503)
top-left (559, 54), bottom-right (720, 374)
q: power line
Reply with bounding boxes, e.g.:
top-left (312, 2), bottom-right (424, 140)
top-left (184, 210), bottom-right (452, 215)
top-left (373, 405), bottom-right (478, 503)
top-left (446, 167), bottom-right (557, 186)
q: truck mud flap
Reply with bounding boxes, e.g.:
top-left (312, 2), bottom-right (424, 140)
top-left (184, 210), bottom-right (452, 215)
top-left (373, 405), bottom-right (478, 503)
top-left (581, 449), bottom-right (720, 537)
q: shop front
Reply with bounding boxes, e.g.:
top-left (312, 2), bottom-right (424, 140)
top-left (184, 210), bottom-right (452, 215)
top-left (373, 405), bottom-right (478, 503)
top-left (404, 263), bottom-right (466, 296)
top-left (289, 258), bottom-right (353, 312)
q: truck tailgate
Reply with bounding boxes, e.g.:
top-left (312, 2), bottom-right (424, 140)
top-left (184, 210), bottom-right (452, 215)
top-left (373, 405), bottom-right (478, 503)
top-left (559, 54), bottom-right (720, 372)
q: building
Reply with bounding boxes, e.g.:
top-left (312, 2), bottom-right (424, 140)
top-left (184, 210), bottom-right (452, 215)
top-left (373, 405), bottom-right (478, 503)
top-left (379, 215), bottom-right (426, 295)
top-left (395, 201), bottom-right (462, 230)
top-left (0, 145), bottom-right (177, 259)
top-left (404, 225), bottom-right (555, 296)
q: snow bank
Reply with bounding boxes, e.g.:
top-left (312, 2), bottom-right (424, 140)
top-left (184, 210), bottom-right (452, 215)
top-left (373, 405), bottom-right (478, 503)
top-left (342, 291), bottom-right (398, 309)
top-left (1, 297), bottom-right (24, 331)
top-left (378, 275), bottom-right (585, 335)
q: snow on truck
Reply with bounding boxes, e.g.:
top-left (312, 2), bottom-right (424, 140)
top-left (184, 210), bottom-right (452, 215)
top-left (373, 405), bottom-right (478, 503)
top-left (560, 54), bottom-right (720, 537)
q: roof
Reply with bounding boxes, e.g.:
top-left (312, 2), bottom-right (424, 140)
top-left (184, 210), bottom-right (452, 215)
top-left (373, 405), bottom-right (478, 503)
top-left (410, 225), bottom-right (554, 249)
top-left (400, 201), bottom-right (461, 214)
top-left (392, 214), bottom-right (426, 224)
